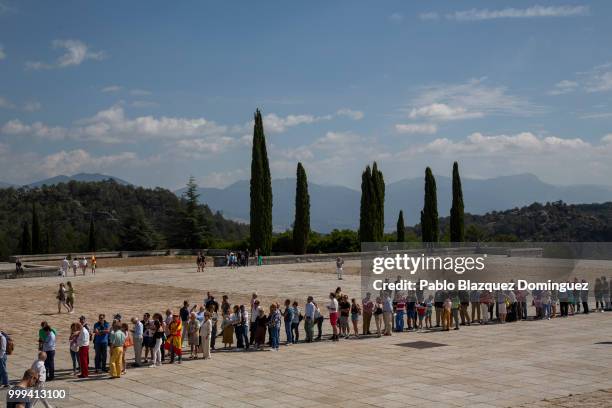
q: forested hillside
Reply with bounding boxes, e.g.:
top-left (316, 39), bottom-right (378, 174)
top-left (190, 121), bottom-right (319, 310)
top-left (0, 180), bottom-right (248, 259)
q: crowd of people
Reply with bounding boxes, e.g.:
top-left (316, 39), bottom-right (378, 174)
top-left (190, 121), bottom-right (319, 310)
top-left (0, 269), bottom-right (610, 408)
top-left (59, 255), bottom-right (96, 277)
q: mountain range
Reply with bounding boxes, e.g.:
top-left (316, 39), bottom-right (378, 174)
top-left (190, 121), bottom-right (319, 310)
top-left (178, 173), bottom-right (612, 232)
top-left (0, 173), bottom-right (131, 188)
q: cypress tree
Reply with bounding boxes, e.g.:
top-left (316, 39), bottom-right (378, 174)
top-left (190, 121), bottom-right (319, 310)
top-left (450, 161), bottom-right (465, 243)
top-left (293, 162), bottom-right (310, 254)
top-left (88, 217), bottom-right (97, 252)
top-left (182, 176), bottom-right (207, 248)
top-left (31, 203), bottom-right (42, 254)
top-left (21, 221), bottom-right (31, 255)
top-left (420, 167), bottom-right (439, 243)
top-left (250, 109), bottom-right (273, 255)
top-left (359, 165), bottom-right (373, 242)
top-left (371, 162), bottom-right (385, 242)
top-left (396, 210), bottom-right (405, 243)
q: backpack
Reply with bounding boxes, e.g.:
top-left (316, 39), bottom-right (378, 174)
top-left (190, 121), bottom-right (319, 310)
top-left (1, 331), bottom-right (14, 355)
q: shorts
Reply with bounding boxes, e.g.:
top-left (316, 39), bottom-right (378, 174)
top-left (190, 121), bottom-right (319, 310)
top-left (339, 315), bottom-right (349, 328)
top-left (407, 310), bottom-right (416, 319)
top-left (143, 336), bottom-right (155, 348)
top-left (425, 310), bottom-right (432, 317)
top-left (329, 312), bottom-right (338, 327)
top-left (351, 313), bottom-right (359, 322)
top-left (498, 302), bottom-right (507, 314)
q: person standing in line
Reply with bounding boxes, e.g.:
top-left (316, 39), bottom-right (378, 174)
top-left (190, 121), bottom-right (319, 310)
top-left (165, 314), bottom-right (183, 364)
top-left (394, 294), bottom-right (405, 332)
top-left (238, 305), bottom-right (249, 350)
top-left (0, 327), bottom-right (9, 388)
top-left (479, 290), bottom-right (491, 324)
top-left (31, 351), bottom-right (52, 408)
top-left (130, 318), bottom-right (143, 367)
top-left (41, 325), bottom-right (56, 381)
top-left (149, 320), bottom-right (163, 367)
top-left (424, 295), bottom-right (434, 329)
top-left (451, 291), bottom-right (461, 330)
top-left (93, 314), bottom-right (109, 373)
top-left (373, 297), bottom-right (383, 337)
top-left (442, 296), bottom-right (452, 331)
top-left (327, 292), bottom-right (340, 341)
top-left (199, 312), bottom-right (212, 359)
top-left (338, 295), bottom-right (351, 339)
top-left (179, 301), bottom-right (190, 347)
top-left (541, 290), bottom-right (552, 320)
top-left (497, 290), bottom-right (508, 323)
top-left (254, 308), bottom-right (268, 349)
top-left (268, 304), bottom-right (281, 351)
top-left (313, 302), bottom-right (324, 341)
top-left (470, 289), bottom-right (481, 324)
top-left (336, 257), bottom-right (344, 280)
top-left (350, 298), bottom-right (361, 338)
top-left (382, 293), bottom-right (393, 336)
top-left (362, 292), bottom-right (373, 335)
top-left (108, 323), bottom-right (126, 379)
top-left (291, 301), bottom-right (301, 343)
top-left (249, 298), bottom-right (260, 346)
top-left (458, 290), bottom-right (470, 326)
top-left (594, 278), bottom-right (603, 312)
top-left (304, 296), bottom-right (316, 342)
top-left (580, 279), bottom-right (589, 314)
top-left (558, 285), bottom-right (569, 317)
top-left (434, 290), bottom-right (445, 328)
top-left (68, 323), bottom-right (80, 375)
top-left (187, 312), bottom-right (200, 359)
top-left (221, 312), bottom-right (234, 349)
top-left (601, 276), bottom-right (610, 311)
top-left (76, 322), bottom-right (90, 378)
top-left (282, 299), bottom-right (294, 345)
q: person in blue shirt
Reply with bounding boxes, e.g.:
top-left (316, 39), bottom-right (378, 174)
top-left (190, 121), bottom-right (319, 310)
top-left (282, 299), bottom-right (294, 345)
top-left (93, 314), bottom-right (110, 373)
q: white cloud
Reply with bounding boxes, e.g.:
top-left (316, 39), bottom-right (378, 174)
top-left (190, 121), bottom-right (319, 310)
top-left (0, 44), bottom-right (5, 60)
top-left (395, 123), bottom-right (438, 134)
top-left (408, 78), bottom-right (539, 121)
top-left (2, 119), bottom-right (68, 140)
top-left (101, 85), bottom-right (122, 93)
top-left (602, 134), bottom-right (612, 144)
top-left (39, 149), bottom-right (137, 176)
top-left (26, 39), bottom-right (106, 70)
top-left (388, 13), bottom-right (404, 23)
top-left (446, 5), bottom-right (589, 21)
top-left (0, 96), bottom-right (15, 109)
top-left (408, 103), bottom-right (483, 121)
top-left (584, 63), bottom-right (612, 93)
top-left (336, 108), bottom-right (364, 120)
top-left (23, 101), bottom-right (41, 112)
top-left (549, 79), bottom-right (579, 95)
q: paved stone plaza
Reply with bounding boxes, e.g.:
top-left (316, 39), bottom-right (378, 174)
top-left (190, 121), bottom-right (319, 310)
top-left (0, 260), bottom-right (611, 407)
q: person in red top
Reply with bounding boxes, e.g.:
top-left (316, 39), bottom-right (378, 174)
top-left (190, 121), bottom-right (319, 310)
top-left (394, 295), bottom-right (406, 332)
top-left (362, 293), bottom-right (374, 335)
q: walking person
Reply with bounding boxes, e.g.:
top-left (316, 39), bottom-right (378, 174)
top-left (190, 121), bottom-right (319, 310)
top-left (93, 314), bottom-right (109, 373)
top-left (90, 254), bottom-right (96, 275)
top-left (336, 257), bottom-right (344, 280)
top-left (56, 283), bottom-right (70, 314)
top-left (66, 281), bottom-right (75, 314)
top-left (80, 257), bottom-right (87, 275)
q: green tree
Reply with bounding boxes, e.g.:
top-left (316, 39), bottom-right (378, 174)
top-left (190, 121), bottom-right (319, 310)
top-left (119, 207), bottom-right (159, 250)
top-left (249, 109), bottom-right (273, 255)
top-left (20, 221), bottom-right (32, 255)
top-left (450, 162), bottom-right (465, 243)
top-left (293, 162), bottom-right (310, 254)
top-left (181, 176), bottom-right (208, 248)
top-left (88, 217), bottom-right (96, 252)
top-left (359, 165), bottom-right (374, 242)
top-left (420, 167), bottom-right (439, 243)
top-left (371, 162), bottom-right (385, 242)
top-left (396, 210), bottom-right (405, 242)
top-left (31, 202), bottom-right (42, 254)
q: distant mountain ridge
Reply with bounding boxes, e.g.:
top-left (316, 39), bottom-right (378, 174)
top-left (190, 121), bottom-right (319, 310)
top-left (177, 173), bottom-right (612, 233)
top-left (1, 173), bottom-right (132, 188)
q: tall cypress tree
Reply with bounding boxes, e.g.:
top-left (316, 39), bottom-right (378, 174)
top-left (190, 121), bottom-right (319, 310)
top-left (420, 167), bottom-right (439, 243)
top-left (371, 162), bottom-right (385, 242)
top-left (21, 221), bottom-right (31, 255)
top-left (396, 210), bottom-right (405, 243)
top-left (31, 203), bottom-right (42, 254)
top-left (88, 217), bottom-right (97, 252)
top-left (450, 161), bottom-right (465, 243)
top-left (359, 165), bottom-right (373, 242)
top-left (293, 162), bottom-right (310, 254)
top-left (250, 109), bottom-right (273, 255)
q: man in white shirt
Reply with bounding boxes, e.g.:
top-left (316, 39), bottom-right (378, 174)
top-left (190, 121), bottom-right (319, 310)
top-left (304, 296), bottom-right (316, 342)
top-left (61, 257), bottom-right (69, 277)
top-left (77, 324), bottom-right (90, 378)
top-left (31, 351), bottom-right (52, 408)
top-left (336, 257), bottom-right (344, 280)
top-left (327, 293), bottom-right (339, 341)
top-left (131, 318), bottom-right (144, 367)
top-left (249, 298), bottom-right (260, 346)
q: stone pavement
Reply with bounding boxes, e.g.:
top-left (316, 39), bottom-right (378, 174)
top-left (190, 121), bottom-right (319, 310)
top-left (0, 260), bottom-right (611, 407)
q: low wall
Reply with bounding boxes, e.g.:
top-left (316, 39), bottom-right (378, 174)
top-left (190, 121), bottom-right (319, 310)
top-left (9, 249), bottom-right (199, 263)
top-left (0, 263), bottom-right (58, 279)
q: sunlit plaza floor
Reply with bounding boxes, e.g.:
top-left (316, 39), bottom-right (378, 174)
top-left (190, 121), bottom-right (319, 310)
top-left (0, 260), bottom-right (611, 407)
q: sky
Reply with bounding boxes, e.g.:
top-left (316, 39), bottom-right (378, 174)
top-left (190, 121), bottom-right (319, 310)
top-left (1, 0), bottom-right (612, 190)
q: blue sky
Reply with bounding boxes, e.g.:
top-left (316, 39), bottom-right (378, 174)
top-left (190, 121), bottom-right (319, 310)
top-left (1, 0), bottom-right (611, 189)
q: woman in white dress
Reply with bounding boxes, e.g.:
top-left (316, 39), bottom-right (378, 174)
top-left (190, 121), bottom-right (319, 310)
top-left (199, 311), bottom-right (212, 359)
